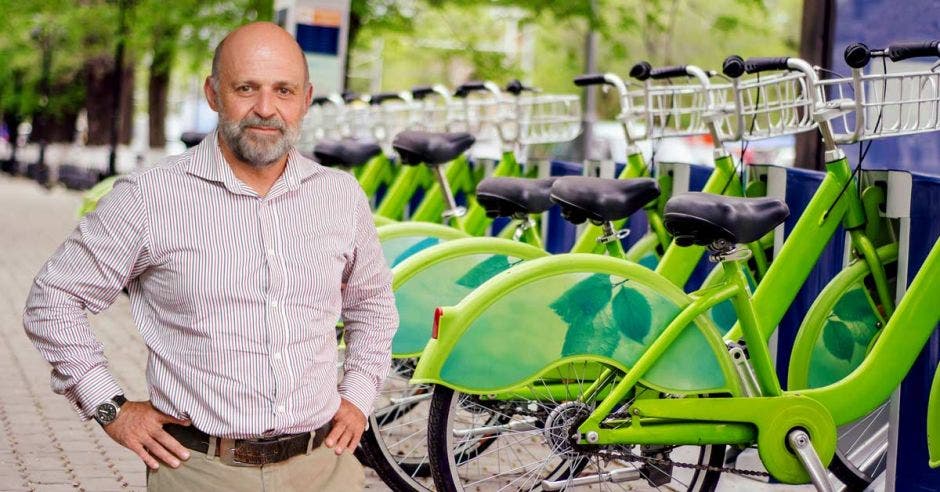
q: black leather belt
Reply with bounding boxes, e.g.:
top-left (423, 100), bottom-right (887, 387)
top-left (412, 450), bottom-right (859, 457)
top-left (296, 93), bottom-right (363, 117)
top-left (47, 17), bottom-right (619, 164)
top-left (164, 423), bottom-right (332, 466)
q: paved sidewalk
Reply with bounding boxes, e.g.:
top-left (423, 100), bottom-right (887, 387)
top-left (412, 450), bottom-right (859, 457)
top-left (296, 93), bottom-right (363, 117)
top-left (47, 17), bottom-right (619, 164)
top-left (0, 176), bottom-right (390, 491)
top-left (0, 175), bottom-right (822, 492)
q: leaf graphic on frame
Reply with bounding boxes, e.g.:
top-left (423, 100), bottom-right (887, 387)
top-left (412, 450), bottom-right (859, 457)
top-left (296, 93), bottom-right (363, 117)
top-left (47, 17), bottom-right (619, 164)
top-left (823, 318), bottom-right (855, 362)
top-left (561, 307), bottom-right (620, 357)
top-left (549, 274), bottom-right (612, 326)
top-left (832, 286), bottom-right (877, 324)
top-left (455, 255), bottom-right (513, 289)
top-left (611, 284), bottom-right (652, 343)
top-left (392, 237), bottom-right (440, 267)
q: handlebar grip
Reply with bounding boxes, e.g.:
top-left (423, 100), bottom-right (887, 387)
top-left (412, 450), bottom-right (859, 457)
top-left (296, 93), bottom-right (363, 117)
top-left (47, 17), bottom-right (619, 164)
top-left (505, 79), bottom-right (536, 95)
top-left (649, 65), bottom-right (691, 80)
top-left (369, 92), bottom-right (403, 105)
top-left (887, 40), bottom-right (940, 62)
top-left (341, 91), bottom-right (360, 103)
top-left (311, 96), bottom-right (332, 106)
top-left (629, 61), bottom-right (653, 81)
top-left (454, 81), bottom-right (488, 97)
top-left (411, 85), bottom-right (435, 99)
top-left (743, 57), bottom-right (791, 74)
top-left (573, 73), bottom-right (609, 86)
top-left (722, 55), bottom-right (746, 78)
top-left (844, 43), bottom-right (872, 69)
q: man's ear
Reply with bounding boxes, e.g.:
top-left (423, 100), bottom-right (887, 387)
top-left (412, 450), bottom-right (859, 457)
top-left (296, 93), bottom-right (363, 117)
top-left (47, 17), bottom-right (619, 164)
top-left (304, 82), bottom-right (314, 107)
top-left (205, 77), bottom-right (219, 112)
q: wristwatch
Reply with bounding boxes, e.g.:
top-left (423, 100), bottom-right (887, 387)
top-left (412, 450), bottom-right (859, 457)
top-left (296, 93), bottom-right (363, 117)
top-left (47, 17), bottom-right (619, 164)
top-left (93, 394), bottom-right (127, 426)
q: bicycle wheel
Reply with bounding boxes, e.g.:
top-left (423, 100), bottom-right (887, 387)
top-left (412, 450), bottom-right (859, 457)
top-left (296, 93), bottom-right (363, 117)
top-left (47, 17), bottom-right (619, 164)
top-left (358, 358), bottom-right (435, 491)
top-left (426, 362), bottom-right (726, 491)
top-left (788, 252), bottom-right (897, 489)
top-left (360, 358), bottom-right (502, 491)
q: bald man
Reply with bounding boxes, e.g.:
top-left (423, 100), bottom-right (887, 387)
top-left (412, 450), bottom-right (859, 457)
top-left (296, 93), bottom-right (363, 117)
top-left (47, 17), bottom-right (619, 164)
top-left (24, 22), bottom-right (398, 491)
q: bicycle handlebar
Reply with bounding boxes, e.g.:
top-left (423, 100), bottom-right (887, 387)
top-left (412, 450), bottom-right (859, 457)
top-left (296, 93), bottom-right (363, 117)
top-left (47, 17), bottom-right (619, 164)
top-left (311, 96), bottom-right (332, 106)
top-left (505, 79), bottom-right (537, 95)
top-left (369, 92), bottom-right (404, 105)
top-left (650, 65), bottom-right (693, 80)
top-left (844, 41), bottom-right (940, 69)
top-left (743, 57), bottom-right (791, 74)
top-left (341, 91), bottom-right (361, 103)
top-left (454, 81), bottom-right (487, 97)
top-left (888, 40), bottom-right (940, 62)
top-left (411, 85), bottom-right (435, 99)
top-left (573, 73), bottom-right (610, 86)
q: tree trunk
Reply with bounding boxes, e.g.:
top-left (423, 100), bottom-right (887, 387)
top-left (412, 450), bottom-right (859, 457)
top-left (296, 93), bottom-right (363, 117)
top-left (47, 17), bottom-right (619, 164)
top-left (794, 0), bottom-right (836, 170)
top-left (84, 55), bottom-right (134, 146)
top-left (148, 26), bottom-right (177, 148)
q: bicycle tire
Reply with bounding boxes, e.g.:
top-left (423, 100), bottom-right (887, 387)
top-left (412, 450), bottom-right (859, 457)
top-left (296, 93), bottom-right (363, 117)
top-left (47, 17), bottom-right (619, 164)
top-left (427, 383), bottom-right (725, 491)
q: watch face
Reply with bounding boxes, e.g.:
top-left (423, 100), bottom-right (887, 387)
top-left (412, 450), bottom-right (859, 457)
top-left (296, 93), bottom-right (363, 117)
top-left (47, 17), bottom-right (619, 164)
top-left (96, 403), bottom-right (117, 424)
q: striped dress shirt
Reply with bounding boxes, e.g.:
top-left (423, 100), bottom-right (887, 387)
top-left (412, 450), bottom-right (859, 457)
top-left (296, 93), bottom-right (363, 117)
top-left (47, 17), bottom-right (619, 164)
top-left (23, 131), bottom-right (399, 438)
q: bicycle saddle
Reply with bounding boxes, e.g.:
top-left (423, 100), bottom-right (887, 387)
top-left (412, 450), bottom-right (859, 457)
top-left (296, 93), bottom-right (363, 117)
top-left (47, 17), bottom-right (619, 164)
top-left (313, 139), bottom-right (383, 167)
top-left (549, 177), bottom-right (660, 224)
top-left (664, 192), bottom-right (789, 247)
top-left (475, 177), bottom-right (557, 218)
top-left (392, 131), bottom-right (475, 166)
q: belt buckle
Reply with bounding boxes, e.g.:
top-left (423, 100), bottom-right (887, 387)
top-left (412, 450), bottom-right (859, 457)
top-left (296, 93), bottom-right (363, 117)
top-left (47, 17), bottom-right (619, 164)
top-left (218, 438), bottom-right (257, 467)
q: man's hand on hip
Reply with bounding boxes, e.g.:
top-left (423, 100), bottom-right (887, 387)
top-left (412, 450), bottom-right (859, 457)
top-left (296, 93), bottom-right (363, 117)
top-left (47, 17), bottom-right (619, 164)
top-left (325, 398), bottom-right (366, 455)
top-left (102, 400), bottom-right (191, 470)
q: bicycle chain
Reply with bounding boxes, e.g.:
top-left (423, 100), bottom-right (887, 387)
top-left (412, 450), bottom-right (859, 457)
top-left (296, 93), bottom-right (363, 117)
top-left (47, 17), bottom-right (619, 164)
top-left (595, 448), bottom-right (771, 478)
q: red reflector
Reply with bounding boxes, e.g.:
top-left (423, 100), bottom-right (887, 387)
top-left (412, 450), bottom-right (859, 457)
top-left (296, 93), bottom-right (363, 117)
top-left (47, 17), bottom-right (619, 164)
top-left (432, 307), bottom-right (444, 339)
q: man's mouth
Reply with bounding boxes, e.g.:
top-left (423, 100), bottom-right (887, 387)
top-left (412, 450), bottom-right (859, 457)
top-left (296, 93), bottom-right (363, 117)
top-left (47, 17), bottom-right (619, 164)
top-left (246, 126), bottom-right (281, 134)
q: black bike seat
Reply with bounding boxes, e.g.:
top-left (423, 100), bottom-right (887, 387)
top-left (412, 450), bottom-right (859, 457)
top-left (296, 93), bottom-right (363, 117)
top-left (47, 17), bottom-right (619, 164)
top-left (313, 139), bottom-right (382, 167)
top-left (475, 177), bottom-right (557, 218)
top-left (664, 192), bottom-right (789, 246)
top-left (392, 131), bottom-right (475, 166)
top-left (550, 177), bottom-right (660, 224)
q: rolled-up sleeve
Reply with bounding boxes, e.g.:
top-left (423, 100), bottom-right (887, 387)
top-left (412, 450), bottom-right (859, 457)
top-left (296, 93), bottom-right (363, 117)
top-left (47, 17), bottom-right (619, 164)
top-left (23, 176), bottom-right (150, 419)
top-left (337, 191), bottom-right (398, 416)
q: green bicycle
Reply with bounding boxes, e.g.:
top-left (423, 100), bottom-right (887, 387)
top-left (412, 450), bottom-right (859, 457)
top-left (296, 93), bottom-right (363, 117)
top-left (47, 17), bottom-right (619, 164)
top-left (415, 47), bottom-right (915, 490)
top-left (358, 63), bottom-right (781, 491)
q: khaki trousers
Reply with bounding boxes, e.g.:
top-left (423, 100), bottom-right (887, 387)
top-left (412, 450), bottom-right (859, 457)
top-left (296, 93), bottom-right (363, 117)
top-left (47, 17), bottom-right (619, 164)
top-left (146, 444), bottom-right (365, 491)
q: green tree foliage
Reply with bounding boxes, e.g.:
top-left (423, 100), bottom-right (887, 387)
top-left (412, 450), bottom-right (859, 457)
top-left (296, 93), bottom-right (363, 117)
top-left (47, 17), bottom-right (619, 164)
top-left (0, 0), bottom-right (272, 144)
top-left (349, 0), bottom-right (802, 118)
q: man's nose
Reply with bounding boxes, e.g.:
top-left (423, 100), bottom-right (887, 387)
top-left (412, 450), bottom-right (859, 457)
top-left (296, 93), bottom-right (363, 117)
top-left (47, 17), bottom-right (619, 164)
top-left (253, 89), bottom-right (277, 119)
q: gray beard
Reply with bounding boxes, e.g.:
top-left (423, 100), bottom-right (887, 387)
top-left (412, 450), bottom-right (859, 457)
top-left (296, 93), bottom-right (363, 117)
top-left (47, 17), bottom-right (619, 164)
top-left (217, 114), bottom-right (300, 168)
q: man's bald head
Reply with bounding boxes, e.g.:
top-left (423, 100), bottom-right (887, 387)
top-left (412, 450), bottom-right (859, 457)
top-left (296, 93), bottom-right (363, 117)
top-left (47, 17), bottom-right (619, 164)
top-left (206, 22), bottom-right (313, 169)
top-left (210, 22), bottom-right (309, 91)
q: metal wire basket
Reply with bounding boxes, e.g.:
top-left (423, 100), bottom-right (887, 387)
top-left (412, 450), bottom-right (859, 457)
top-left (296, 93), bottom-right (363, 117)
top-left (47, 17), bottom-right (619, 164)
top-left (727, 69), bottom-right (817, 140)
top-left (447, 94), bottom-right (514, 139)
top-left (819, 68), bottom-right (940, 143)
top-left (368, 100), bottom-right (418, 152)
top-left (512, 93), bottom-right (583, 145)
top-left (643, 80), bottom-right (734, 139)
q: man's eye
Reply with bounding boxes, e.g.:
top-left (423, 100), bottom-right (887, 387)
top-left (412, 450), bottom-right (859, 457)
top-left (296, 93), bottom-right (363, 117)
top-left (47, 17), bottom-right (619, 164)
top-left (236, 86), bottom-right (253, 93)
top-left (278, 88), bottom-right (294, 96)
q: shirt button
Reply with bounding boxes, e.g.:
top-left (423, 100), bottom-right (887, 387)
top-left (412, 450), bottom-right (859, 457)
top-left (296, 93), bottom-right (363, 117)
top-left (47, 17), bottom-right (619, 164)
top-left (273, 352), bottom-right (282, 360)
top-left (276, 405), bottom-right (285, 413)
top-left (267, 249), bottom-right (275, 256)
top-left (270, 300), bottom-right (278, 308)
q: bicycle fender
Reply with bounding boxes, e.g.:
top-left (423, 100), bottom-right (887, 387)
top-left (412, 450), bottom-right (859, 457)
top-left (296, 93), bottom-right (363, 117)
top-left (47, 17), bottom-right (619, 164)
top-left (377, 222), bottom-right (470, 268)
top-left (411, 254), bottom-right (737, 396)
top-left (389, 237), bottom-right (548, 356)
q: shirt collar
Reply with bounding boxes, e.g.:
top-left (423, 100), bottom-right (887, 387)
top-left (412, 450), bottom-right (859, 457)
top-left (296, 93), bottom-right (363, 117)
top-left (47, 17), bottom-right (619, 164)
top-left (185, 130), bottom-right (323, 195)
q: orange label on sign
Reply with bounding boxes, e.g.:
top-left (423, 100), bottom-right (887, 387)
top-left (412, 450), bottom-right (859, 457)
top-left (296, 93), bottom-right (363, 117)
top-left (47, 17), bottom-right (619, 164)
top-left (312, 9), bottom-right (342, 27)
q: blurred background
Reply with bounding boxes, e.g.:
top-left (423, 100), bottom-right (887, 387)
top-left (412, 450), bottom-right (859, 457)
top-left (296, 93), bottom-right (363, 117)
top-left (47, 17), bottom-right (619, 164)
top-left (0, 0), bottom-right (805, 189)
top-left (2, 1), bottom-right (938, 189)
